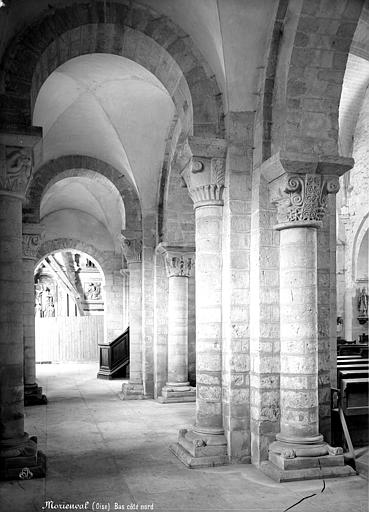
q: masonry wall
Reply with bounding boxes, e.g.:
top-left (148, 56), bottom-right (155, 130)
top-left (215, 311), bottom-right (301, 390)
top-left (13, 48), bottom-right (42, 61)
top-left (153, 254), bottom-right (168, 399)
top-left (337, 86), bottom-right (369, 343)
top-left (221, 112), bottom-right (253, 463)
top-left (249, 170), bottom-right (280, 465)
top-left (317, 197), bottom-right (337, 440)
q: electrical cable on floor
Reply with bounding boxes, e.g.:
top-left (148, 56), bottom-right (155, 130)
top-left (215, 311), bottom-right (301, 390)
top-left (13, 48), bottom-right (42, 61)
top-left (282, 472), bottom-right (326, 511)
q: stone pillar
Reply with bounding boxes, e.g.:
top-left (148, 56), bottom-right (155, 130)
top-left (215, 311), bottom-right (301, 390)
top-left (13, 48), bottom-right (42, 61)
top-left (121, 268), bottom-right (129, 330)
top-left (22, 223), bottom-right (47, 406)
top-left (170, 137), bottom-right (229, 467)
top-left (0, 130), bottom-right (46, 479)
top-left (157, 245), bottom-right (195, 403)
top-left (261, 168), bottom-right (355, 482)
top-left (119, 231), bottom-right (144, 399)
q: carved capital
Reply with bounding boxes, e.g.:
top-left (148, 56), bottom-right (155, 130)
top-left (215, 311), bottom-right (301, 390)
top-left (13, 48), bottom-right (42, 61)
top-left (157, 244), bottom-right (195, 278)
top-left (0, 144), bottom-right (33, 198)
top-left (177, 137), bottom-right (227, 208)
top-left (120, 232), bottom-right (142, 264)
top-left (22, 233), bottom-right (42, 260)
top-left (271, 173), bottom-right (339, 229)
top-left (22, 223), bottom-right (44, 260)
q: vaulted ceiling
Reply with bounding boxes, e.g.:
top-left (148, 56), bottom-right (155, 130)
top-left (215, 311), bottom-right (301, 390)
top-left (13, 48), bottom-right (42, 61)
top-left (33, 53), bottom-right (175, 211)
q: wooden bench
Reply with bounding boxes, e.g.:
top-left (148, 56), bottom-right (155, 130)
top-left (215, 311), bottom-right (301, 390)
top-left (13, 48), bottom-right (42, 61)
top-left (332, 357), bottom-right (369, 455)
top-left (340, 378), bottom-right (369, 416)
top-left (337, 343), bottom-right (368, 357)
top-left (337, 355), bottom-right (363, 359)
top-left (338, 369), bottom-right (369, 381)
top-left (337, 358), bottom-right (369, 365)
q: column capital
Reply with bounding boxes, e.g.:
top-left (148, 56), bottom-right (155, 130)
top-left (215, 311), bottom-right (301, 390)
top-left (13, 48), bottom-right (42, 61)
top-left (176, 137), bottom-right (227, 208)
top-left (0, 130), bottom-right (41, 200)
top-left (22, 223), bottom-right (44, 260)
top-left (120, 230), bottom-right (142, 264)
top-left (157, 243), bottom-right (195, 278)
top-left (260, 152), bottom-right (353, 230)
top-left (271, 173), bottom-right (340, 230)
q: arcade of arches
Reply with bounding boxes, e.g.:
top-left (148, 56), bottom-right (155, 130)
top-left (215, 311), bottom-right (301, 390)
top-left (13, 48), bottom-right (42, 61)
top-left (0, 0), bottom-right (368, 485)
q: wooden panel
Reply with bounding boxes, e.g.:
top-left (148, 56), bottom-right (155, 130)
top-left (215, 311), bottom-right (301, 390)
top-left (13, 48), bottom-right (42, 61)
top-left (35, 316), bottom-right (103, 362)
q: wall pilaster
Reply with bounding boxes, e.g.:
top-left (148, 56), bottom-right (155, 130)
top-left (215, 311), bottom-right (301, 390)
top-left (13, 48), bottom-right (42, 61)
top-left (120, 231), bottom-right (144, 400)
top-left (22, 222), bottom-right (47, 406)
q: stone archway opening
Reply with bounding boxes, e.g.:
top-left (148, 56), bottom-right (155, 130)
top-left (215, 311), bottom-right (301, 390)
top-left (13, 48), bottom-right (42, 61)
top-left (34, 249), bottom-right (106, 364)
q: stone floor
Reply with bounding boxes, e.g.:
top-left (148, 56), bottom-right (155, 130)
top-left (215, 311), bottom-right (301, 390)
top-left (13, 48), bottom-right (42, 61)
top-left (0, 362), bottom-right (367, 512)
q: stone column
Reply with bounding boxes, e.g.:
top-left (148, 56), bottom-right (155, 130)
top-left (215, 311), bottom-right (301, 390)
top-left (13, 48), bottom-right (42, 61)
top-left (119, 231), bottom-right (144, 399)
top-left (157, 245), bottom-right (195, 403)
top-left (170, 137), bottom-right (229, 467)
top-left (261, 169), bottom-right (355, 482)
top-left (0, 130), bottom-right (46, 479)
top-left (22, 223), bottom-right (47, 406)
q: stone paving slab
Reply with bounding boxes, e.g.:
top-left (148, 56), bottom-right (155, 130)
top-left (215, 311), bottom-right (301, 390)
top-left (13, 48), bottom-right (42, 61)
top-left (1, 363), bottom-right (367, 512)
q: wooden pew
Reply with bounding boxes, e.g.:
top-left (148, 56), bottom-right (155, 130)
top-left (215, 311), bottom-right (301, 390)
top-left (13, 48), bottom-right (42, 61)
top-left (337, 343), bottom-right (368, 357)
top-left (337, 355), bottom-right (363, 359)
top-left (338, 369), bottom-right (369, 381)
top-left (340, 378), bottom-right (369, 417)
top-left (337, 358), bottom-right (369, 365)
top-left (337, 363), bottom-right (369, 379)
top-left (332, 357), bottom-right (369, 457)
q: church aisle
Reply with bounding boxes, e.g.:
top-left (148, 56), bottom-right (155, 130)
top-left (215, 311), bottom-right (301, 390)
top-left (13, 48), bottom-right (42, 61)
top-left (0, 363), bottom-right (367, 512)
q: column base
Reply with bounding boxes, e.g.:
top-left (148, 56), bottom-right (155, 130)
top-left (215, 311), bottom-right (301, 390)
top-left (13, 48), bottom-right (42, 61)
top-left (24, 384), bottom-right (47, 406)
top-left (170, 428), bottom-right (228, 468)
top-left (0, 436), bottom-right (46, 481)
top-left (158, 384), bottom-right (196, 403)
top-left (119, 381), bottom-right (145, 400)
top-left (260, 440), bottom-right (356, 482)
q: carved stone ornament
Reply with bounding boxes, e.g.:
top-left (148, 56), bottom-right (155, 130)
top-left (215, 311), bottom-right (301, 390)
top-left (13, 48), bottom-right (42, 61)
top-left (164, 252), bottom-right (194, 278)
top-left (190, 183), bottom-right (224, 206)
top-left (22, 233), bottom-right (42, 260)
top-left (177, 137), bottom-right (227, 208)
top-left (120, 234), bottom-right (142, 264)
top-left (0, 145), bottom-right (33, 197)
top-left (273, 173), bottom-right (339, 227)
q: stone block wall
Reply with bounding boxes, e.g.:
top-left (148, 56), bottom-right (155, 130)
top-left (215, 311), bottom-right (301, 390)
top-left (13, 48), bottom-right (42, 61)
top-left (188, 275), bottom-right (196, 385)
top-left (222, 112), bottom-right (253, 463)
top-left (276, 0), bottom-right (362, 158)
top-left (142, 213), bottom-right (156, 397)
top-left (153, 253), bottom-right (168, 399)
top-left (163, 164), bottom-right (195, 247)
top-left (337, 85), bottom-right (369, 343)
top-left (250, 169), bottom-right (280, 465)
top-left (317, 197), bottom-right (337, 441)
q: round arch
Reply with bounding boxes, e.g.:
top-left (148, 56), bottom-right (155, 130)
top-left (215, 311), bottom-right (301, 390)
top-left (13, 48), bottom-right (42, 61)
top-left (25, 155), bottom-right (141, 233)
top-left (37, 237), bottom-right (116, 277)
top-left (1, 1), bottom-right (223, 139)
top-left (352, 212), bottom-right (369, 282)
top-left (259, 0), bottom-right (362, 161)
